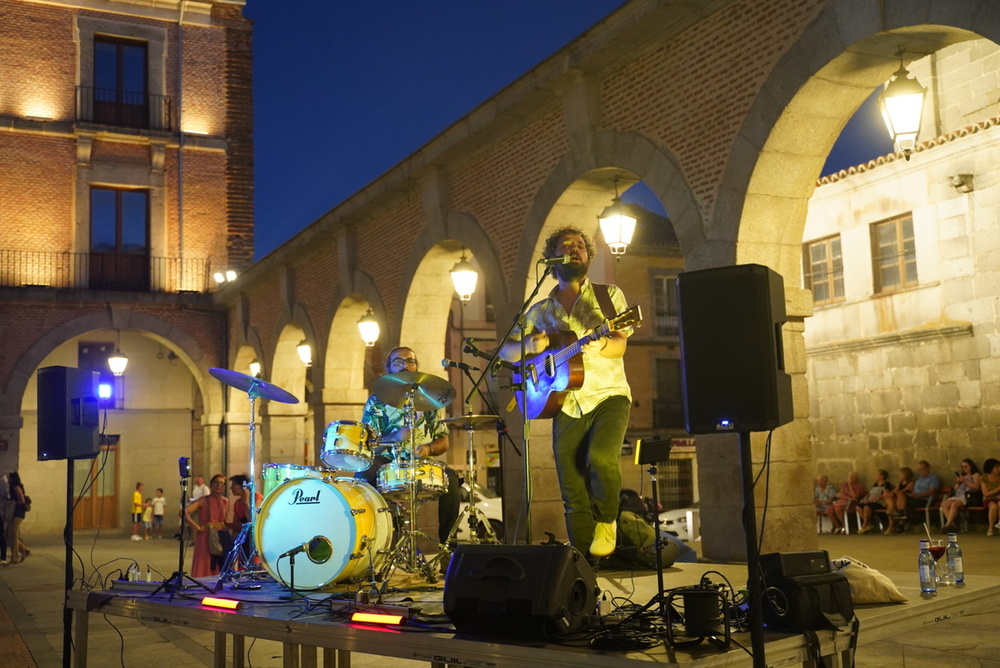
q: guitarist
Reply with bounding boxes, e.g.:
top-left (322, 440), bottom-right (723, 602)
top-left (499, 226), bottom-right (632, 559)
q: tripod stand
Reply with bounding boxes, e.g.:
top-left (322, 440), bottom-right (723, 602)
top-left (152, 475), bottom-right (212, 600)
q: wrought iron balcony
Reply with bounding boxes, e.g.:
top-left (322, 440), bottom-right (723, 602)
top-left (76, 86), bottom-right (172, 132)
top-left (1, 249), bottom-right (210, 293)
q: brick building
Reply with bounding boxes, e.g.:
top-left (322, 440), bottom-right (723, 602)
top-left (0, 0), bottom-right (252, 532)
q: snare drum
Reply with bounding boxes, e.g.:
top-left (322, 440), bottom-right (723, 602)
top-left (321, 420), bottom-right (374, 471)
top-left (377, 459), bottom-right (448, 500)
top-left (255, 477), bottom-right (392, 589)
top-left (262, 463), bottom-right (334, 497)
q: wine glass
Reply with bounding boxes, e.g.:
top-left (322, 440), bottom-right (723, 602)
top-left (928, 539), bottom-right (947, 582)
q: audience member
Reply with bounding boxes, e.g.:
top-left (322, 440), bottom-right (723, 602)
top-left (184, 474), bottom-right (229, 577)
top-left (814, 475), bottom-right (836, 511)
top-left (190, 475), bottom-right (210, 502)
top-left (857, 469), bottom-right (892, 534)
top-left (899, 460), bottom-right (942, 531)
top-left (883, 467), bottom-right (915, 534)
top-left (4, 471), bottom-right (30, 565)
top-left (980, 458), bottom-right (1000, 536)
top-left (152, 488), bottom-right (167, 539)
top-left (941, 458), bottom-right (981, 533)
top-left (826, 471), bottom-right (865, 534)
top-left (131, 482), bottom-right (144, 541)
top-left (141, 498), bottom-right (153, 539)
top-left (0, 471), bottom-right (12, 564)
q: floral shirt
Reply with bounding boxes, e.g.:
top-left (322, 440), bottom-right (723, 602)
top-left (361, 394), bottom-right (448, 448)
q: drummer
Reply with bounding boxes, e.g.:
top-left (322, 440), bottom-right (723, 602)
top-left (357, 347), bottom-right (460, 549)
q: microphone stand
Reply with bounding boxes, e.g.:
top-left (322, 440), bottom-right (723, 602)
top-left (474, 263), bottom-right (556, 544)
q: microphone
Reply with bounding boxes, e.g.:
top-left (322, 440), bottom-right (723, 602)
top-left (537, 256), bottom-right (571, 265)
top-left (441, 358), bottom-right (473, 371)
top-left (280, 542), bottom-right (309, 559)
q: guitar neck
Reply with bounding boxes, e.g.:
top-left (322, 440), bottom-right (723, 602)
top-left (551, 322), bottom-right (611, 366)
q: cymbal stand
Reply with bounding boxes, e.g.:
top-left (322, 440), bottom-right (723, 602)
top-left (441, 420), bottom-right (499, 548)
top-left (215, 382), bottom-right (267, 590)
top-left (380, 388), bottom-right (440, 583)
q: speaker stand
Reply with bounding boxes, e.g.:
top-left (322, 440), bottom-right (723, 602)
top-left (739, 430), bottom-right (766, 668)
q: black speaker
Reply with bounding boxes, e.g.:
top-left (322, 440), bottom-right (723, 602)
top-left (443, 544), bottom-right (598, 636)
top-left (37, 366), bottom-right (100, 461)
top-left (677, 264), bottom-right (793, 434)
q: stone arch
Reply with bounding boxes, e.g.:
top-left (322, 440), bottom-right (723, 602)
top-left (724, 3), bottom-right (988, 283)
top-left (513, 129), bottom-right (700, 309)
top-left (323, 270), bottom-right (386, 405)
top-left (1, 308), bottom-right (223, 419)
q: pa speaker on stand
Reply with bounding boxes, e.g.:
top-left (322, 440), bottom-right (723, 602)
top-left (676, 263), bottom-right (793, 434)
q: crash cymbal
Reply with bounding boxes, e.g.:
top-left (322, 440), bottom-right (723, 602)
top-left (443, 414), bottom-right (501, 430)
top-left (371, 371), bottom-right (456, 411)
top-left (209, 368), bottom-right (299, 404)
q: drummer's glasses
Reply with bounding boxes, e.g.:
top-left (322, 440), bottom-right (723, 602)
top-left (389, 357), bottom-right (418, 369)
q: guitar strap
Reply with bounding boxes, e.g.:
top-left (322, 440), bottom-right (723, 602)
top-left (592, 282), bottom-right (617, 320)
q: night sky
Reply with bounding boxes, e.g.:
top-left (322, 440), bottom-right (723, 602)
top-left (243, 2), bottom-right (891, 260)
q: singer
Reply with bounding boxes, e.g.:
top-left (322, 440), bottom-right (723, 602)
top-left (499, 227), bottom-right (633, 561)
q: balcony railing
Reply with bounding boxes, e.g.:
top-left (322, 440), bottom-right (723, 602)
top-left (76, 86), bottom-right (172, 132)
top-left (1, 250), bottom-right (210, 293)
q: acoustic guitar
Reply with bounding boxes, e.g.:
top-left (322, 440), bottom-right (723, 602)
top-left (513, 305), bottom-right (642, 419)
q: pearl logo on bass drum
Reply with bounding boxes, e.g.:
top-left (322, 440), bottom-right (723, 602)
top-left (288, 487), bottom-right (322, 505)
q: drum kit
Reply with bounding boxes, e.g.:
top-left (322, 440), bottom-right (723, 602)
top-left (208, 365), bottom-right (500, 593)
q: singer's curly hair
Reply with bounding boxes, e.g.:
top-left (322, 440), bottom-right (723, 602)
top-left (542, 226), bottom-right (597, 261)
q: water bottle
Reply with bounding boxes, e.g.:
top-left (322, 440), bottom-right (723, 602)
top-left (946, 533), bottom-right (964, 584)
top-left (918, 539), bottom-right (937, 594)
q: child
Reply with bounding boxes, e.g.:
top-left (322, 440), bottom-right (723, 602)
top-left (142, 498), bottom-right (154, 539)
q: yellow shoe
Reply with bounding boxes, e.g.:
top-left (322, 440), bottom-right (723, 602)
top-left (589, 520), bottom-right (617, 557)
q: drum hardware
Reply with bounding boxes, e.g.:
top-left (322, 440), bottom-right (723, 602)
top-left (427, 414), bottom-right (502, 573)
top-left (370, 376), bottom-right (456, 583)
top-left (152, 473), bottom-right (214, 600)
top-left (208, 368), bottom-right (299, 591)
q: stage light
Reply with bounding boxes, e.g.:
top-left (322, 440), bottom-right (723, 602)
top-left (98, 383), bottom-right (112, 399)
top-left (351, 612), bottom-right (404, 625)
top-left (201, 596), bottom-right (242, 610)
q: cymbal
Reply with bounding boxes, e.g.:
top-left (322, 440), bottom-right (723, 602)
top-left (371, 371), bottom-right (455, 411)
top-left (209, 368), bottom-right (300, 404)
top-left (443, 414), bottom-right (501, 430)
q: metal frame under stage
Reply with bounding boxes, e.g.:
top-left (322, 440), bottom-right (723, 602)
top-left (66, 565), bottom-right (1000, 668)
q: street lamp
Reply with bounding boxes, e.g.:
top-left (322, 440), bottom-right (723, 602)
top-left (598, 177), bottom-right (637, 256)
top-left (249, 358), bottom-right (261, 378)
top-left (450, 249), bottom-right (478, 304)
top-left (108, 331), bottom-right (128, 376)
top-left (879, 49), bottom-right (926, 160)
top-left (357, 308), bottom-right (380, 347)
top-left (296, 340), bottom-right (312, 367)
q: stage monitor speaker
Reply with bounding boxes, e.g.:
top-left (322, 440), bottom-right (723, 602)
top-left (37, 365), bottom-right (100, 461)
top-left (443, 544), bottom-right (598, 636)
top-left (677, 264), bottom-right (793, 434)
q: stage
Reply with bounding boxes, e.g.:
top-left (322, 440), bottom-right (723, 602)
top-left (65, 561), bottom-right (1000, 668)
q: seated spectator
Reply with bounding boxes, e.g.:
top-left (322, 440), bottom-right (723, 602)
top-left (814, 475), bottom-right (836, 513)
top-left (857, 469), bottom-right (892, 534)
top-left (826, 471), bottom-right (865, 534)
top-left (941, 458), bottom-right (982, 533)
top-left (883, 467), bottom-right (915, 534)
top-left (980, 458), bottom-right (1000, 536)
top-left (893, 460), bottom-right (941, 533)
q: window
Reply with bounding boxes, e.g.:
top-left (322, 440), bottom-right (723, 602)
top-left (90, 187), bottom-right (150, 291)
top-left (871, 214), bottom-right (917, 293)
top-left (651, 274), bottom-right (679, 336)
top-left (803, 236), bottom-right (844, 304)
top-left (93, 36), bottom-right (149, 129)
top-left (653, 358), bottom-right (684, 429)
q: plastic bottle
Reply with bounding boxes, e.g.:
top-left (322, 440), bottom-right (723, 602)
top-left (918, 539), bottom-right (937, 594)
top-left (946, 533), bottom-right (964, 585)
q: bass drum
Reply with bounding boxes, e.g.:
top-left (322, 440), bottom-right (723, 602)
top-left (255, 477), bottom-right (392, 589)
top-left (261, 463), bottom-right (334, 497)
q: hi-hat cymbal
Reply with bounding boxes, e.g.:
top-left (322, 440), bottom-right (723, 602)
top-left (443, 414), bottom-right (501, 430)
top-left (209, 368), bottom-right (299, 404)
top-left (371, 371), bottom-right (455, 411)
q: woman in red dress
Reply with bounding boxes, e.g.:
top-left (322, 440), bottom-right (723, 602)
top-left (184, 474), bottom-right (229, 577)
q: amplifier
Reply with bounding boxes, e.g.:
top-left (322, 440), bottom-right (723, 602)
top-left (759, 551), bottom-right (830, 579)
